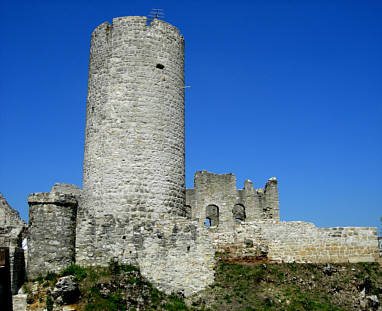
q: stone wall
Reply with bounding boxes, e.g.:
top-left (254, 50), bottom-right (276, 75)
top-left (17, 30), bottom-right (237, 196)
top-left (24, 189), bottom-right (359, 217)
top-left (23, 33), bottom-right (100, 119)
top-left (0, 247), bottom-right (12, 310)
top-left (0, 194), bottom-right (27, 295)
top-left (186, 171), bottom-right (279, 232)
top-left (51, 183), bottom-right (81, 199)
top-left (135, 218), bottom-right (215, 297)
top-left (10, 248), bottom-right (25, 295)
top-left (211, 221), bottom-right (380, 263)
top-left (16, 14), bottom-right (380, 299)
top-left (27, 192), bottom-right (77, 279)
top-left (77, 16), bottom-right (186, 266)
top-left (0, 230), bottom-right (25, 294)
top-left (0, 194), bottom-right (26, 228)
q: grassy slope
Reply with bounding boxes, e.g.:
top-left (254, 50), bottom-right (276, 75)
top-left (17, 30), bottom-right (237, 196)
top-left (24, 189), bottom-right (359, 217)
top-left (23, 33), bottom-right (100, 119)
top-left (190, 260), bottom-right (382, 311)
top-left (23, 260), bottom-right (382, 311)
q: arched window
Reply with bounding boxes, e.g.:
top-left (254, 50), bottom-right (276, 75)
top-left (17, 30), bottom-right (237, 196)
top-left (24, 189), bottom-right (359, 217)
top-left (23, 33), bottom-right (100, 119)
top-left (233, 204), bottom-right (246, 222)
top-left (205, 204), bottom-right (219, 227)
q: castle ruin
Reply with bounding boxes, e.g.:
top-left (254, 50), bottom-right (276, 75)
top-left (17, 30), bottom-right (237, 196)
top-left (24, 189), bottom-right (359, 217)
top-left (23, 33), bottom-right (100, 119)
top-left (0, 16), bottom-right (380, 300)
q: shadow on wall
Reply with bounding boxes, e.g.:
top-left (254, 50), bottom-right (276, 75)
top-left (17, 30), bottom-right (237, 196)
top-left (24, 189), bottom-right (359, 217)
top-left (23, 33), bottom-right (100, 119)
top-left (233, 204), bottom-right (246, 223)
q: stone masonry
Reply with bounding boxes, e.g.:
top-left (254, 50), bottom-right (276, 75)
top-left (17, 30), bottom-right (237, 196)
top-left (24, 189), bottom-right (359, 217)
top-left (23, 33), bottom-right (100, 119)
top-left (134, 217), bottom-right (215, 296)
top-left (73, 16), bottom-right (214, 296)
top-left (186, 171), bottom-right (279, 232)
top-left (0, 194), bottom-right (26, 295)
top-left (77, 16), bottom-right (186, 267)
top-left (186, 172), bottom-right (380, 264)
top-left (211, 220), bottom-right (379, 263)
top-left (17, 15), bottom-right (381, 299)
top-left (27, 192), bottom-right (77, 279)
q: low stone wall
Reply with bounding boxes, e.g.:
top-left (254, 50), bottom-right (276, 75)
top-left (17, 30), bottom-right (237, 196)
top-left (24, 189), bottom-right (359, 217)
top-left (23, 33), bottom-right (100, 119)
top-left (27, 192), bottom-right (77, 279)
top-left (137, 218), bottom-right (215, 297)
top-left (212, 221), bottom-right (379, 263)
top-left (76, 216), bottom-right (215, 297)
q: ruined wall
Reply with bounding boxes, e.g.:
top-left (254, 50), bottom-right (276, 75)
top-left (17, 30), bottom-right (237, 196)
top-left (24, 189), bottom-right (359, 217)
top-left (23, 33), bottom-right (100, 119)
top-left (189, 172), bottom-right (378, 264)
top-left (0, 194), bottom-right (27, 295)
top-left (0, 228), bottom-right (25, 295)
top-left (212, 221), bottom-right (380, 263)
top-left (186, 171), bottom-right (279, 232)
top-left (27, 192), bottom-right (77, 279)
top-left (77, 16), bottom-right (185, 266)
top-left (0, 247), bottom-right (12, 310)
top-left (0, 194), bottom-right (26, 228)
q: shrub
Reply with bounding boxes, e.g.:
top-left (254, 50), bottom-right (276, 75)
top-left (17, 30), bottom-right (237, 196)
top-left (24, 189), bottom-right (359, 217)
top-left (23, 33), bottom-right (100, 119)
top-left (45, 272), bottom-right (57, 282)
top-left (46, 295), bottom-right (53, 311)
top-left (162, 294), bottom-right (189, 311)
top-left (61, 264), bottom-right (87, 281)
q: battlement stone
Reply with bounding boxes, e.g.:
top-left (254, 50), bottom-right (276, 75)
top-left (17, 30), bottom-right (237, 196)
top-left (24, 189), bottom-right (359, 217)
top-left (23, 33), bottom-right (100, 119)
top-left (28, 192), bottom-right (77, 206)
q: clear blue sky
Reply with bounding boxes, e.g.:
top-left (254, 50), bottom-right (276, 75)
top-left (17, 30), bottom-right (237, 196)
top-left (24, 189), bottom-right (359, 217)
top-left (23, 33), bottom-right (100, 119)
top-left (1, 0), bottom-right (381, 231)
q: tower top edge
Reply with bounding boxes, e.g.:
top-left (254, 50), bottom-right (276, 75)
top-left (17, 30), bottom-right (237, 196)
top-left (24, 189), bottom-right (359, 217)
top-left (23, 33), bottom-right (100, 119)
top-left (91, 16), bottom-right (183, 39)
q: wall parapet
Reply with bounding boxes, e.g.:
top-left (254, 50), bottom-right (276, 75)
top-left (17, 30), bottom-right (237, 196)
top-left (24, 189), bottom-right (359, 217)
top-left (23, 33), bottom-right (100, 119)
top-left (28, 192), bottom-right (77, 206)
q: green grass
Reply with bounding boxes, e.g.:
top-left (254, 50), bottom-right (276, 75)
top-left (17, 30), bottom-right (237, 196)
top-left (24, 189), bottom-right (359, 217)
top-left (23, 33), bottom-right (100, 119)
top-left (61, 264), bottom-right (87, 281)
top-left (188, 261), bottom-right (382, 311)
top-left (23, 260), bottom-right (381, 311)
top-left (162, 294), bottom-right (189, 311)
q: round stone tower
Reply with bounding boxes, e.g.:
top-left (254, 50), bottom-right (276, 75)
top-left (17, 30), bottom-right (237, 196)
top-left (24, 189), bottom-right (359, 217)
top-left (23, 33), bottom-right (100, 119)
top-left (76, 16), bottom-right (185, 265)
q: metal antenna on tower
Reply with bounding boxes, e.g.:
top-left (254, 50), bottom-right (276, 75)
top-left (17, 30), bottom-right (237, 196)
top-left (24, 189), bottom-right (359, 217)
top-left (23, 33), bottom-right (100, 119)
top-left (148, 9), bottom-right (164, 24)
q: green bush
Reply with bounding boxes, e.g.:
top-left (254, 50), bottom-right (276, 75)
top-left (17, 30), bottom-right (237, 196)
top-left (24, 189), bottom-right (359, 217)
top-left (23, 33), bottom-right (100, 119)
top-left (162, 294), bottom-right (189, 311)
top-left (45, 272), bottom-right (57, 282)
top-left (46, 295), bottom-right (53, 311)
top-left (61, 264), bottom-right (87, 281)
top-left (120, 264), bottom-right (138, 272)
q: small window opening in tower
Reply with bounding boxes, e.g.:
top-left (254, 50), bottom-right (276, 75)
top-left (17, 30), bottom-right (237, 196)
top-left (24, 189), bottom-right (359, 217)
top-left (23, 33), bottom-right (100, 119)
top-left (233, 204), bottom-right (246, 223)
top-left (205, 218), bottom-right (211, 227)
top-left (156, 63), bottom-right (165, 69)
top-left (206, 204), bottom-right (219, 227)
